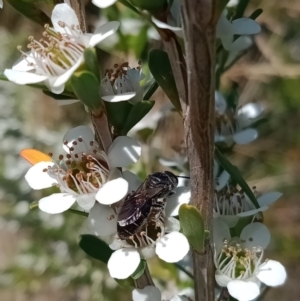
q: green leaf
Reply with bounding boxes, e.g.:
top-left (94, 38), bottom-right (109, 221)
top-left (29, 201), bottom-right (38, 210)
top-left (249, 8), bottom-right (263, 20)
top-left (144, 81), bottom-right (159, 100)
top-left (148, 49), bottom-right (181, 113)
top-left (105, 101), bottom-right (133, 134)
top-left (122, 100), bottom-right (155, 134)
top-left (128, 0), bottom-right (167, 13)
top-left (179, 204), bottom-right (205, 254)
top-left (215, 147), bottom-right (260, 208)
top-left (131, 259), bottom-right (146, 279)
top-left (234, 0), bottom-right (250, 19)
top-left (71, 71), bottom-right (102, 110)
top-left (83, 48), bottom-right (101, 82)
top-left (6, 0), bottom-right (51, 26)
top-left (79, 235), bottom-right (113, 264)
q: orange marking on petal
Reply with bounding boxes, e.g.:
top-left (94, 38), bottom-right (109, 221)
top-left (20, 149), bottom-right (53, 165)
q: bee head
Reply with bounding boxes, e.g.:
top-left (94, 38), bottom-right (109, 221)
top-left (147, 171), bottom-right (178, 193)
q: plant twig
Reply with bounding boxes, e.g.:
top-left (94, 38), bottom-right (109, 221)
top-left (90, 109), bottom-right (112, 154)
top-left (181, 1), bottom-right (217, 301)
top-left (134, 264), bottom-right (155, 288)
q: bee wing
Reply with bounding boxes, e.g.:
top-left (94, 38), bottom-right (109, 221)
top-left (117, 191), bottom-right (149, 224)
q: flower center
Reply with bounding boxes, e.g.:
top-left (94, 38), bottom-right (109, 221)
top-left (18, 23), bottom-right (85, 77)
top-left (101, 61), bottom-right (142, 95)
top-left (214, 186), bottom-right (257, 216)
top-left (215, 242), bottom-right (263, 279)
top-left (45, 138), bottom-right (110, 195)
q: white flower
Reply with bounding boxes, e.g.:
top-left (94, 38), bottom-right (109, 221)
top-left (214, 183), bottom-right (282, 227)
top-left (4, 4), bottom-right (119, 95)
top-left (216, 10), bottom-right (261, 51)
top-left (213, 219), bottom-right (271, 252)
top-left (225, 36), bottom-right (253, 67)
top-left (24, 125), bottom-right (141, 214)
top-left (107, 215), bottom-right (189, 280)
top-left (92, 0), bottom-right (117, 8)
top-left (151, 0), bottom-right (182, 37)
top-left (132, 286), bottom-right (189, 301)
top-left (215, 91), bottom-right (264, 145)
top-left (101, 62), bottom-right (145, 104)
top-left (88, 171), bottom-right (190, 279)
top-left (214, 242), bottom-right (287, 301)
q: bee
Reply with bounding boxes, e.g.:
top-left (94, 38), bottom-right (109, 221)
top-left (117, 171), bottom-right (178, 240)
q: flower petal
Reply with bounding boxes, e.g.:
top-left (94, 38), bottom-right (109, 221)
top-left (215, 171), bottom-right (230, 191)
top-left (237, 206), bottom-right (268, 217)
top-left (25, 161), bottom-right (57, 190)
top-left (219, 215), bottom-right (240, 228)
top-left (227, 280), bottom-right (260, 301)
top-left (88, 203), bottom-right (117, 236)
top-left (229, 36), bottom-right (252, 52)
top-left (165, 186), bottom-right (191, 217)
top-left (257, 192), bottom-right (282, 207)
top-left (108, 136), bottom-right (141, 167)
top-left (215, 91), bottom-right (227, 114)
top-left (96, 177), bottom-right (128, 205)
top-left (44, 79), bottom-right (65, 95)
top-left (213, 218), bottom-right (231, 252)
top-left (123, 170), bottom-right (143, 192)
top-left (101, 92), bottom-right (136, 103)
top-left (132, 286), bottom-right (161, 301)
top-left (108, 248), bottom-right (140, 279)
top-left (12, 54), bottom-right (35, 72)
top-left (62, 125), bottom-right (94, 154)
top-left (51, 4), bottom-right (79, 34)
top-left (233, 129), bottom-right (258, 144)
top-left (151, 16), bottom-right (182, 34)
top-left (92, 0), bottom-right (117, 8)
top-left (55, 99), bottom-right (80, 106)
top-left (257, 260), bottom-right (287, 286)
top-left (215, 270), bottom-right (232, 287)
top-left (89, 21), bottom-right (120, 47)
top-left (240, 222), bottom-right (270, 249)
top-left (50, 57), bottom-right (83, 89)
top-left (238, 103), bottom-right (264, 119)
top-left (139, 247), bottom-right (156, 259)
top-left (165, 217), bottom-right (180, 232)
top-left (39, 193), bottom-right (77, 214)
top-left (232, 18), bottom-right (261, 35)
top-left (76, 194), bottom-right (95, 211)
top-left (216, 12), bottom-right (234, 38)
top-left (4, 69), bottom-right (47, 85)
top-left (156, 232), bottom-right (189, 263)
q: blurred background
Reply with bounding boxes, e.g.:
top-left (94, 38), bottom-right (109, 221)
top-left (0, 0), bottom-right (300, 300)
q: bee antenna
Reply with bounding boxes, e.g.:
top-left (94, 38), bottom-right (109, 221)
top-left (177, 176), bottom-right (190, 179)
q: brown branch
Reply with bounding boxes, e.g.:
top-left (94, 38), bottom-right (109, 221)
top-left (134, 264), bottom-right (155, 289)
top-left (180, 1), bottom-right (217, 301)
top-left (90, 109), bottom-right (112, 153)
top-left (68, 0), bottom-right (86, 32)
